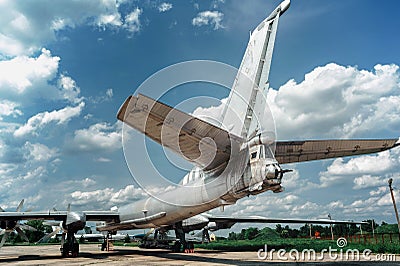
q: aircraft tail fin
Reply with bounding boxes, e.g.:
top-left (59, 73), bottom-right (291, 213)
top-left (220, 0), bottom-right (290, 138)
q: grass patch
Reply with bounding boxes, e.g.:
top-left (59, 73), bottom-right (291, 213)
top-left (112, 242), bottom-right (139, 247)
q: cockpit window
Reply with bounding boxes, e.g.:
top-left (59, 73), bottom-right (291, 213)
top-left (251, 152), bottom-right (257, 159)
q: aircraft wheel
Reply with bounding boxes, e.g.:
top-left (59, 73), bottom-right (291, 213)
top-left (189, 242), bottom-right (194, 253)
top-left (73, 243), bottom-right (79, 257)
top-left (172, 241), bottom-right (181, 252)
top-left (61, 251), bottom-right (67, 257)
top-left (61, 244), bottom-right (69, 257)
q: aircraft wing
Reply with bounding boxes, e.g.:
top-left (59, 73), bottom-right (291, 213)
top-left (0, 211), bottom-right (68, 221)
top-left (208, 216), bottom-right (367, 225)
top-left (117, 94), bottom-right (244, 170)
top-left (275, 139), bottom-right (400, 164)
top-left (0, 210), bottom-right (119, 223)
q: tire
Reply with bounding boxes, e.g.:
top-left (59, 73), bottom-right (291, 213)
top-left (61, 244), bottom-right (69, 257)
top-left (74, 243), bottom-right (79, 253)
top-left (172, 241), bottom-right (181, 252)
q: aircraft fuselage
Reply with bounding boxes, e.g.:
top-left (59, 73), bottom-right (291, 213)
top-left (98, 144), bottom-right (283, 232)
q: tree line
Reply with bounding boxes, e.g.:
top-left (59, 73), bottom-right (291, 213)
top-left (227, 220), bottom-right (395, 241)
top-left (2, 219), bottom-right (397, 244)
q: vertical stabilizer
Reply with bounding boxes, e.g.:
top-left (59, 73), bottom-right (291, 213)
top-left (220, 0), bottom-right (290, 138)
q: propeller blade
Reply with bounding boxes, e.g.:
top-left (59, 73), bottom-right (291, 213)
top-left (143, 228), bottom-right (155, 240)
top-left (36, 227), bottom-right (61, 244)
top-left (16, 199), bottom-right (24, 212)
top-left (18, 224), bottom-right (37, 232)
top-left (0, 207), bottom-right (4, 212)
top-left (61, 232), bottom-right (66, 246)
top-left (67, 203), bottom-right (71, 212)
top-left (15, 227), bottom-right (29, 242)
top-left (0, 232), bottom-right (10, 248)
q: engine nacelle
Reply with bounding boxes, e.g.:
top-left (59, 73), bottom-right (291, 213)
top-left (63, 211), bottom-right (86, 232)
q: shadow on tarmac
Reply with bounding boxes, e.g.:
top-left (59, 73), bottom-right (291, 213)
top-left (0, 248), bottom-right (399, 265)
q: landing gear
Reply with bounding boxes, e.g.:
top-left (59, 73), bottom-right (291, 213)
top-left (172, 240), bottom-right (182, 252)
top-left (174, 221), bottom-right (194, 253)
top-left (202, 228), bottom-right (210, 243)
top-left (101, 232), bottom-right (115, 251)
top-left (171, 240), bottom-right (194, 253)
top-left (186, 242), bottom-right (195, 253)
top-left (60, 232), bottom-right (79, 257)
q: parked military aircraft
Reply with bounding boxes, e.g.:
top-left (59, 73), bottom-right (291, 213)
top-left (0, 0), bottom-right (398, 258)
top-left (136, 213), bottom-right (367, 250)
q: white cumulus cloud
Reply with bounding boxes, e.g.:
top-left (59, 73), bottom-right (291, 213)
top-left (369, 186), bottom-right (387, 196)
top-left (95, 13), bottom-right (122, 29)
top-left (267, 63), bottom-right (400, 139)
top-left (0, 48), bottom-right (59, 94)
top-left (0, 100), bottom-right (22, 120)
top-left (24, 142), bottom-right (59, 163)
top-left (70, 122), bottom-right (121, 152)
top-left (319, 148), bottom-right (399, 188)
top-left (124, 8), bottom-right (142, 35)
top-left (0, 48), bottom-right (85, 104)
top-left (69, 185), bottom-right (146, 207)
top-left (14, 102), bottom-right (85, 137)
top-left (95, 157), bottom-right (112, 163)
top-left (353, 175), bottom-right (387, 190)
top-left (191, 98), bottom-right (227, 126)
top-left (192, 11), bottom-right (224, 30)
top-left (158, 2), bottom-right (173, 13)
top-left (89, 88), bottom-right (114, 104)
top-left (325, 151), bottom-right (395, 176)
top-left (58, 74), bottom-right (83, 104)
top-left (106, 88), bottom-right (113, 98)
top-left (0, 0), bottom-right (134, 56)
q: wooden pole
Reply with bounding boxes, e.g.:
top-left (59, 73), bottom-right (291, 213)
top-left (371, 220), bottom-right (375, 238)
top-left (328, 213), bottom-right (334, 241)
top-left (388, 178), bottom-right (400, 235)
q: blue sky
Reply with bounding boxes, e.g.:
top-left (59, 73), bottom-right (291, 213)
top-left (1, 0), bottom-right (400, 232)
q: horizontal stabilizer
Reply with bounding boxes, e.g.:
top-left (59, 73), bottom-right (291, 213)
top-left (118, 94), bottom-right (244, 170)
top-left (275, 139), bottom-right (399, 164)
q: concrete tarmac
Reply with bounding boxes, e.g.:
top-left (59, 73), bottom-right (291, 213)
top-left (0, 244), bottom-right (399, 265)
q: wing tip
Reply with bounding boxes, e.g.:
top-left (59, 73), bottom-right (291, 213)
top-left (395, 137), bottom-right (400, 147)
top-left (117, 95), bottom-right (134, 122)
